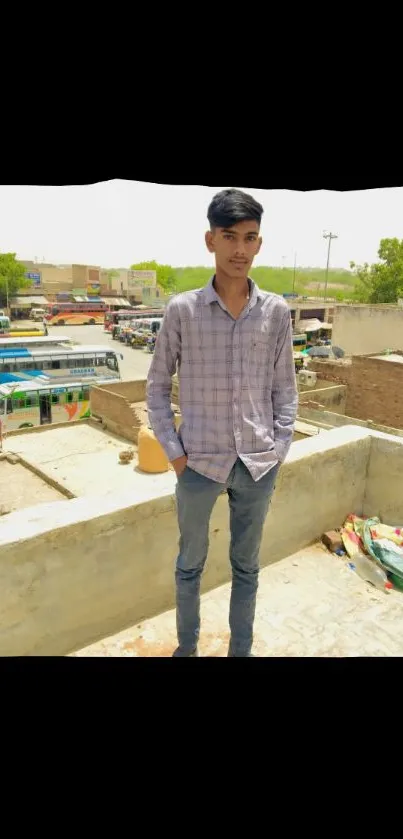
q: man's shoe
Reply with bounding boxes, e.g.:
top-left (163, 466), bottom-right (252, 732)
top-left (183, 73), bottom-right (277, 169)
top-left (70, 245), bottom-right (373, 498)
top-left (172, 646), bottom-right (199, 657)
top-left (227, 650), bottom-right (254, 657)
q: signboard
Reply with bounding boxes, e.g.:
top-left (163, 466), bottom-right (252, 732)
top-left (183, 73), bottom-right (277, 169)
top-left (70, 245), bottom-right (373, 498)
top-left (128, 270), bottom-right (157, 289)
top-left (25, 272), bottom-right (41, 287)
top-left (87, 282), bottom-right (101, 296)
top-left (70, 368), bottom-right (95, 376)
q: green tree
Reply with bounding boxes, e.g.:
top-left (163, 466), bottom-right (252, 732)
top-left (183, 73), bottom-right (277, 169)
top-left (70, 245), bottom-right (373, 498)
top-left (130, 260), bottom-right (177, 293)
top-left (0, 252), bottom-right (29, 308)
top-left (350, 238), bottom-right (403, 303)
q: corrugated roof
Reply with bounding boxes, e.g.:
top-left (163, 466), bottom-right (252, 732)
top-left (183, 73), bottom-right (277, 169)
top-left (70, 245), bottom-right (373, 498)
top-left (73, 296), bottom-right (102, 302)
top-left (10, 296), bottom-right (49, 306)
top-left (296, 318), bottom-right (333, 333)
top-left (101, 297), bottom-right (131, 307)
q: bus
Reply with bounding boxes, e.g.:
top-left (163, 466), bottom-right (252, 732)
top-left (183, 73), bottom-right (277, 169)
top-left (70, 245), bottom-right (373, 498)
top-left (104, 309), bottom-right (164, 334)
top-left (0, 345), bottom-right (122, 386)
top-left (0, 335), bottom-right (73, 350)
top-left (0, 380), bottom-right (92, 431)
top-left (45, 301), bottom-right (108, 326)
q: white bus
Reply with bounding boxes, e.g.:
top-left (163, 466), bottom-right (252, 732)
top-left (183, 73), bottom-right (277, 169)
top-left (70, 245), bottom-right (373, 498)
top-left (0, 335), bottom-right (73, 350)
top-left (0, 380), bottom-right (92, 430)
top-left (0, 344), bottom-right (122, 386)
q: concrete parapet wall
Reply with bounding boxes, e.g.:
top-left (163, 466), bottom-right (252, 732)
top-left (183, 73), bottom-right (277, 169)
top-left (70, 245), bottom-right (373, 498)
top-left (0, 425), bottom-right (396, 656)
top-left (299, 384), bottom-right (347, 413)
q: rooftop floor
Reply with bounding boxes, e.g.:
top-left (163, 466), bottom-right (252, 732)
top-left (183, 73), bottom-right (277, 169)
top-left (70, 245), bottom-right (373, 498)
top-left (373, 353), bottom-right (403, 364)
top-left (0, 458), bottom-right (64, 513)
top-left (74, 543), bottom-right (403, 657)
top-left (5, 423), bottom-right (176, 500)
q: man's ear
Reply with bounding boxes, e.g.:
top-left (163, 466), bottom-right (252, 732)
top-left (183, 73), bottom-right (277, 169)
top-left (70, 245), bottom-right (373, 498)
top-left (256, 236), bottom-right (263, 255)
top-left (205, 230), bottom-right (215, 253)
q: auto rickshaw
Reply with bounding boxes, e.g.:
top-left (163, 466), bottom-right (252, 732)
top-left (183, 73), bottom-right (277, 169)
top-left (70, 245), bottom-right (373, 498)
top-left (131, 318), bottom-right (161, 349)
top-left (131, 326), bottom-right (151, 348)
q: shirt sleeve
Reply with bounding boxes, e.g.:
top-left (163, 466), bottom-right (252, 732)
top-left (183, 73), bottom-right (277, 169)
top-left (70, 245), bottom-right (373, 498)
top-left (272, 310), bottom-right (298, 462)
top-left (146, 299), bottom-right (186, 462)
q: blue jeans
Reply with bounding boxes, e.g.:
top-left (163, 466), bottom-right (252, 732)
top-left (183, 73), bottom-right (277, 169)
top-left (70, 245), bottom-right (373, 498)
top-left (175, 458), bottom-right (280, 656)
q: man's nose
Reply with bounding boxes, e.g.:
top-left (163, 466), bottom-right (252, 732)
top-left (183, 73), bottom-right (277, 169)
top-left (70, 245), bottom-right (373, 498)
top-left (234, 240), bottom-right (246, 256)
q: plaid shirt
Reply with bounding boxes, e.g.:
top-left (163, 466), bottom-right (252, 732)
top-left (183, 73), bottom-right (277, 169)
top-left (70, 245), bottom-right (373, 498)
top-left (147, 277), bottom-right (298, 483)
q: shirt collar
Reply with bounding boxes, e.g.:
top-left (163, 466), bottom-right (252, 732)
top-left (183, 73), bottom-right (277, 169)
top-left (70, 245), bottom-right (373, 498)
top-left (202, 275), bottom-right (263, 308)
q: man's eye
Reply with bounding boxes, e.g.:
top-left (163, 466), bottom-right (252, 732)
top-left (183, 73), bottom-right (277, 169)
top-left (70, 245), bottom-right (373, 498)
top-left (224, 234), bottom-right (234, 240)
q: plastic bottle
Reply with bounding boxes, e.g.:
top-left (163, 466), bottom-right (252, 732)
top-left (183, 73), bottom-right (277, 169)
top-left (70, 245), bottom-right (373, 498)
top-left (348, 553), bottom-right (393, 591)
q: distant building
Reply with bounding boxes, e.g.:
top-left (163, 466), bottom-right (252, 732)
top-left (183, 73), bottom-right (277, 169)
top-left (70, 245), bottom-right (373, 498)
top-left (332, 304), bottom-right (403, 355)
top-left (11, 261), bottom-right (131, 314)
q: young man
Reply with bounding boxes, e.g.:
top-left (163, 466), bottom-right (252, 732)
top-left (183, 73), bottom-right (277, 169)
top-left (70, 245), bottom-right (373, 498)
top-left (147, 188), bottom-right (298, 657)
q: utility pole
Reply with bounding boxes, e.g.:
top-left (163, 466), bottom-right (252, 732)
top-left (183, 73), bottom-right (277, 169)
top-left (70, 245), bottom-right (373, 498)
top-left (293, 252), bottom-right (297, 293)
top-left (322, 231), bottom-right (338, 303)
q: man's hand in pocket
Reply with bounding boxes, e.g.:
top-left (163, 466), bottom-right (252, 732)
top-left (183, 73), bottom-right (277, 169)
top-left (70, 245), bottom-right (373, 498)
top-left (171, 455), bottom-right (188, 477)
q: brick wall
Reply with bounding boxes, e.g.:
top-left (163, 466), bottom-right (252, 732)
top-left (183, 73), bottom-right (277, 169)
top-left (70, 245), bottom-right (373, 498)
top-left (97, 380), bottom-right (147, 402)
top-left (309, 357), bottom-right (403, 428)
top-left (90, 386), bottom-right (141, 441)
top-left (308, 361), bottom-right (353, 388)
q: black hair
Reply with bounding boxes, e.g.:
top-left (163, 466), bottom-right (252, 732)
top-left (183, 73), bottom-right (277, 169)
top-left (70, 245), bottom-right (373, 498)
top-left (207, 188), bottom-right (264, 229)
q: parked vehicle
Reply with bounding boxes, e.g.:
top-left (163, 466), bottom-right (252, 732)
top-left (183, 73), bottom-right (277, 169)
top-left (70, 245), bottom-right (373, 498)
top-left (131, 327), bottom-right (152, 348)
top-left (0, 380), bottom-right (91, 430)
top-left (0, 345), bottom-right (123, 386)
top-left (0, 335), bottom-right (73, 350)
top-left (104, 308), bottom-right (164, 333)
top-left (131, 319), bottom-right (162, 348)
top-left (44, 301), bottom-right (108, 326)
top-left (30, 307), bottom-right (47, 321)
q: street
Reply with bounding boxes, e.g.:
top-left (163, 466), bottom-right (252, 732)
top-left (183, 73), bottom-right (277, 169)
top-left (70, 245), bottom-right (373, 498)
top-left (48, 324), bottom-right (153, 381)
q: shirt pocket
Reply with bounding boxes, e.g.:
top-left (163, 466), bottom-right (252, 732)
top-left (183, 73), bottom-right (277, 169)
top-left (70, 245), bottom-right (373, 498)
top-left (248, 328), bottom-right (274, 379)
top-left (250, 327), bottom-right (271, 355)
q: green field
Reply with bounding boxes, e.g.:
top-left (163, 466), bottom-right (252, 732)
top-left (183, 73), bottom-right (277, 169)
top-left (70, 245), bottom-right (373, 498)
top-left (173, 267), bottom-right (356, 300)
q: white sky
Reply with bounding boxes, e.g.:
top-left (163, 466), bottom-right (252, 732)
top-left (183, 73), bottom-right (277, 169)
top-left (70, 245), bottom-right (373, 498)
top-left (0, 181), bottom-right (402, 270)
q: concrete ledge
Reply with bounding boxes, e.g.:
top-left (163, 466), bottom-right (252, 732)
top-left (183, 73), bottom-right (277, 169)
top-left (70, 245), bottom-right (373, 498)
top-left (299, 384), bottom-right (347, 413)
top-left (6, 418), bottom-right (92, 438)
top-left (1, 425), bottom-right (395, 657)
top-left (364, 432), bottom-right (403, 522)
top-left (15, 454), bottom-right (76, 499)
top-left (298, 405), bottom-right (403, 439)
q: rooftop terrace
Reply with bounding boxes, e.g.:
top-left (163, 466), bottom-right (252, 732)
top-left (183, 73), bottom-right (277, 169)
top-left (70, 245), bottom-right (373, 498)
top-left (0, 424), bottom-right (402, 656)
top-left (5, 423), bottom-right (175, 500)
top-left (75, 543), bottom-right (403, 658)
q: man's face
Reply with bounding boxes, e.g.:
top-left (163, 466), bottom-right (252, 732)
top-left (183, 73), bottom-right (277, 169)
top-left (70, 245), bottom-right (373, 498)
top-left (205, 219), bottom-right (262, 279)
